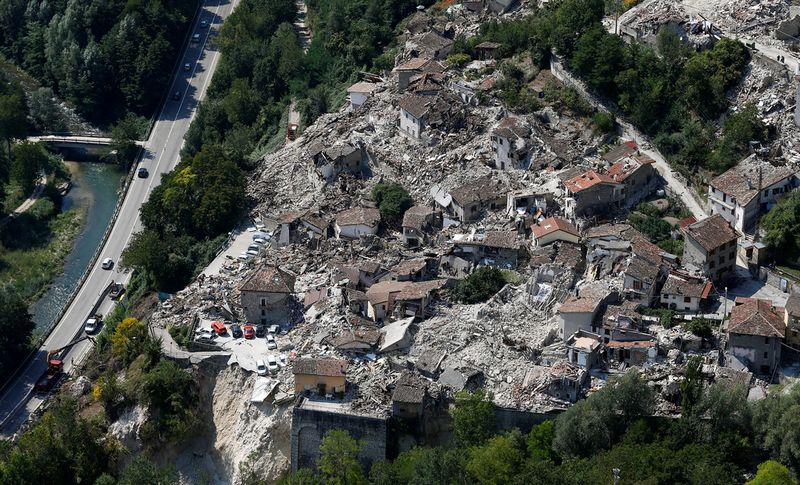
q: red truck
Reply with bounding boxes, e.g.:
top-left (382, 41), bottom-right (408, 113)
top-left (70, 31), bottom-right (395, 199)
top-left (34, 335), bottom-right (94, 392)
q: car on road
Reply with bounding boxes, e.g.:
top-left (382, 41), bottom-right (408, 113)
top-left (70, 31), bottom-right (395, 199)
top-left (267, 355), bottom-right (279, 373)
top-left (137, 167), bottom-right (149, 178)
top-left (172, 90), bottom-right (182, 101)
top-left (101, 258), bottom-right (114, 270)
top-left (231, 324), bottom-right (242, 338)
top-left (199, 19), bottom-right (208, 28)
top-left (84, 317), bottom-right (99, 334)
top-left (255, 324), bottom-right (266, 338)
top-left (266, 334), bottom-right (277, 350)
top-left (183, 63), bottom-right (191, 72)
top-left (192, 33), bottom-right (201, 42)
top-left (256, 359), bottom-right (268, 376)
top-left (243, 324), bottom-right (255, 339)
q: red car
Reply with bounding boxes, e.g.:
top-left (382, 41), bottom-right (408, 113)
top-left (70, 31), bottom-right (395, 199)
top-left (243, 324), bottom-right (255, 339)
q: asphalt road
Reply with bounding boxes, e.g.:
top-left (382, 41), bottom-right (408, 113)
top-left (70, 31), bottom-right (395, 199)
top-left (0, 0), bottom-right (239, 436)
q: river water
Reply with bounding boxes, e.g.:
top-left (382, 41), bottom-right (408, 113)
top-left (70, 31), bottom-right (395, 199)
top-left (29, 162), bottom-right (125, 330)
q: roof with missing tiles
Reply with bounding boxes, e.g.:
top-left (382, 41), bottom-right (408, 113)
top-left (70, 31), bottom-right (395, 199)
top-left (729, 298), bottom-right (786, 338)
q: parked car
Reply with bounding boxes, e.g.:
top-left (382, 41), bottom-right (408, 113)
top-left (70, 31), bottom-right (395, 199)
top-left (243, 324), bottom-right (255, 339)
top-left (237, 252), bottom-right (252, 261)
top-left (266, 334), bottom-right (277, 350)
top-left (279, 355), bottom-right (287, 367)
top-left (196, 329), bottom-right (214, 340)
top-left (253, 237), bottom-right (268, 245)
top-left (137, 167), bottom-right (149, 178)
top-left (268, 324), bottom-right (280, 335)
top-left (210, 321), bottom-right (227, 336)
top-left (246, 246), bottom-right (259, 256)
top-left (256, 359), bottom-right (268, 376)
top-left (101, 258), bottom-right (114, 270)
top-left (231, 324), bottom-right (242, 338)
top-left (255, 324), bottom-right (266, 338)
top-left (267, 355), bottom-right (279, 373)
top-left (196, 336), bottom-right (216, 345)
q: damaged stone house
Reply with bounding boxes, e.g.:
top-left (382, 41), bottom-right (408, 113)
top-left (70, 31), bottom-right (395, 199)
top-left (727, 297), bottom-right (786, 375)
top-left (660, 272), bottom-right (713, 312)
top-left (240, 265), bottom-right (296, 325)
top-left (530, 216), bottom-right (580, 248)
top-left (276, 211), bottom-right (331, 247)
top-left (401, 205), bottom-right (440, 247)
top-left (565, 330), bottom-right (603, 369)
top-left (334, 207), bottom-right (381, 239)
top-left (558, 284), bottom-right (615, 338)
top-left (440, 175), bottom-right (508, 223)
top-left (347, 81), bottom-right (378, 111)
top-left (563, 170), bottom-right (625, 219)
top-left (491, 116), bottom-right (532, 170)
top-left (293, 358), bottom-right (348, 395)
top-left (364, 279), bottom-right (447, 323)
top-left (785, 293), bottom-right (800, 348)
top-left (405, 30), bottom-right (454, 61)
top-left (708, 156), bottom-right (799, 234)
top-left (681, 214), bottom-right (740, 282)
top-left (391, 371), bottom-right (428, 419)
top-left (394, 57), bottom-right (445, 91)
top-left (449, 230), bottom-right (526, 269)
top-left (606, 154), bottom-right (659, 207)
top-left (308, 141), bottom-right (367, 182)
top-left (621, 255), bottom-right (661, 306)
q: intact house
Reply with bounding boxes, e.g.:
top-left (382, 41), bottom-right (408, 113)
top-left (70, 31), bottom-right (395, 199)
top-left (449, 230), bottom-right (526, 269)
top-left (491, 116), bottom-right (532, 170)
top-left (660, 272), bottom-right (712, 312)
top-left (727, 298), bottom-right (786, 375)
top-left (401, 205), bottom-right (439, 247)
top-left (405, 30), bottom-right (453, 60)
top-left (606, 154), bottom-right (659, 207)
top-left (442, 175), bottom-right (508, 223)
top-left (530, 217), bottom-right (580, 248)
top-left (681, 214), bottom-right (740, 282)
top-left (708, 156), bottom-right (799, 233)
top-left (785, 293), bottom-right (800, 347)
top-left (308, 141), bottom-right (367, 182)
top-left (347, 81), bottom-right (378, 110)
top-left (393, 58), bottom-right (445, 91)
top-left (293, 358), bottom-right (347, 396)
top-left (563, 170), bottom-right (625, 219)
top-left (334, 207), bottom-right (381, 239)
top-left (239, 266), bottom-right (296, 325)
top-left (621, 255), bottom-right (661, 306)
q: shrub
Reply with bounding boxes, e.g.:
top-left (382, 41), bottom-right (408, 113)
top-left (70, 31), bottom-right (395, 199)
top-left (372, 183), bottom-right (413, 226)
top-left (447, 53), bottom-right (472, 67)
top-left (456, 266), bottom-right (507, 304)
top-left (592, 111), bottom-right (616, 134)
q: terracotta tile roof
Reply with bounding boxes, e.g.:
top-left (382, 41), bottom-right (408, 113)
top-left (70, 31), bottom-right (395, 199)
top-left (559, 287), bottom-right (608, 313)
top-left (624, 255), bottom-right (658, 285)
top-left (586, 223), bottom-right (632, 239)
top-left (601, 141), bottom-right (637, 164)
top-left (392, 371), bottom-right (427, 404)
top-left (710, 157), bottom-right (796, 206)
top-left (531, 217), bottom-right (579, 239)
top-left (335, 207), bottom-right (381, 227)
top-left (392, 258), bottom-right (427, 276)
top-left (396, 279), bottom-right (447, 301)
top-left (399, 94), bottom-right (435, 119)
top-left (240, 266), bottom-right (295, 293)
top-left (483, 230), bottom-right (523, 250)
top-left (625, 227), bottom-right (665, 264)
top-left (347, 81), bottom-right (378, 93)
top-left (402, 205), bottom-right (434, 231)
top-left (359, 261), bottom-right (382, 274)
top-left (493, 116), bottom-right (530, 140)
top-left (409, 72), bottom-right (446, 93)
top-left (330, 330), bottom-right (381, 349)
top-left (293, 358), bottom-right (348, 377)
top-left (564, 170), bottom-right (621, 193)
top-left (412, 30), bottom-right (453, 53)
top-left (366, 280), bottom-right (409, 304)
top-left (607, 155), bottom-right (655, 182)
top-left (450, 175), bottom-right (506, 206)
top-left (661, 273), bottom-right (712, 299)
top-left (682, 214), bottom-right (740, 253)
top-left (729, 298), bottom-right (786, 338)
top-left (553, 242), bottom-right (584, 268)
top-left (678, 216), bottom-right (697, 229)
top-left (395, 57), bottom-right (430, 71)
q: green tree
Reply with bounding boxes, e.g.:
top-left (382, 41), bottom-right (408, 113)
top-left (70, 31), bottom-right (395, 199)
top-left (140, 359), bottom-right (198, 443)
top-left (456, 266), bottom-right (507, 304)
top-left (110, 112), bottom-right (145, 167)
top-left (117, 457), bottom-right (178, 485)
top-left (466, 430), bottom-right (525, 485)
top-left (527, 420), bottom-right (557, 462)
top-left (752, 387), bottom-right (800, 474)
top-left (10, 141), bottom-right (48, 194)
top-left (762, 189), bottom-right (800, 261)
top-left (27, 87), bottom-right (66, 132)
top-left (746, 461), bottom-right (798, 485)
top-left (451, 389), bottom-right (496, 448)
top-left (0, 93), bottom-right (28, 156)
top-left (680, 356), bottom-right (704, 415)
top-left (0, 287), bottom-right (35, 380)
top-left (317, 429), bottom-right (367, 485)
top-left (372, 182), bottom-right (412, 226)
top-left (685, 316), bottom-right (714, 341)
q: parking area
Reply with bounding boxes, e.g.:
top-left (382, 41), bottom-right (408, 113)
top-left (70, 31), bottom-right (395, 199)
top-left (194, 319), bottom-right (290, 373)
top-left (203, 226), bottom-right (272, 277)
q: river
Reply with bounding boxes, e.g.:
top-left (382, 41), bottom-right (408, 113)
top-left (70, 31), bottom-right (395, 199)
top-left (29, 162), bottom-right (125, 330)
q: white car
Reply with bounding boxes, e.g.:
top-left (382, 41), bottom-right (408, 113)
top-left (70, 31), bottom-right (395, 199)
top-left (253, 237), bottom-right (268, 245)
top-left (278, 355), bottom-right (287, 367)
top-left (246, 246), bottom-right (260, 256)
top-left (267, 355), bottom-right (279, 373)
top-left (268, 324), bottom-right (280, 334)
top-left (101, 258), bottom-right (114, 270)
top-left (84, 318), bottom-right (98, 334)
top-left (237, 252), bottom-right (251, 261)
top-left (256, 359), bottom-right (268, 376)
top-left (266, 334), bottom-right (277, 350)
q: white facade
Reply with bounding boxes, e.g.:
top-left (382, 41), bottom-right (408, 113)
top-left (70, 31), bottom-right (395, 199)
top-left (491, 134), bottom-right (529, 170)
top-left (399, 108), bottom-right (423, 138)
top-left (335, 223), bottom-right (377, 239)
top-left (709, 174), bottom-right (797, 233)
top-left (660, 292), bottom-right (700, 312)
top-left (350, 91), bottom-right (369, 110)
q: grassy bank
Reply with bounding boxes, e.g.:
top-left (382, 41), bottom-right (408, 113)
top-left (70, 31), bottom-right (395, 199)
top-left (0, 203), bottom-right (84, 303)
